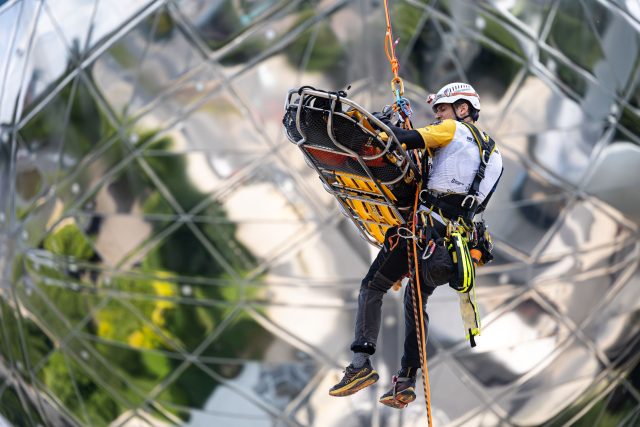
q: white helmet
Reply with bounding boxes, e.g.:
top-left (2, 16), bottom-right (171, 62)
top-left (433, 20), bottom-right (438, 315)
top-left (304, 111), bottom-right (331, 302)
top-left (427, 82), bottom-right (481, 112)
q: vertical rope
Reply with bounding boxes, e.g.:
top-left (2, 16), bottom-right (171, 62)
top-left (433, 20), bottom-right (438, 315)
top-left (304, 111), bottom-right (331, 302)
top-left (384, 1), bottom-right (430, 421)
top-left (383, 0), bottom-right (400, 81)
top-left (383, 0), bottom-right (413, 128)
top-left (408, 184), bottom-right (433, 426)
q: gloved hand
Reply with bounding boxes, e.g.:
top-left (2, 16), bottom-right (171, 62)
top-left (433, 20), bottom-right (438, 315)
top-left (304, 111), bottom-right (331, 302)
top-left (371, 105), bottom-right (394, 129)
top-left (381, 104), bottom-right (394, 117)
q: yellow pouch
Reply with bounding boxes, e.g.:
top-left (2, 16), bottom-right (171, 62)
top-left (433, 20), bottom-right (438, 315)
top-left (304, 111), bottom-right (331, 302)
top-left (447, 231), bottom-right (475, 293)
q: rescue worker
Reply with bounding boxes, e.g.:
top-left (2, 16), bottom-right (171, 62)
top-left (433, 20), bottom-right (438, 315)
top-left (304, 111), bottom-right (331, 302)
top-left (328, 82), bottom-right (503, 408)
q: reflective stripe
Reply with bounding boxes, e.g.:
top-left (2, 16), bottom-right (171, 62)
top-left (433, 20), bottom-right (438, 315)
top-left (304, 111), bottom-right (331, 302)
top-left (433, 91), bottom-right (479, 102)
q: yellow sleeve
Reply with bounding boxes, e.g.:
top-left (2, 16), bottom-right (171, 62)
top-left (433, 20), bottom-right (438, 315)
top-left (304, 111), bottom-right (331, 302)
top-left (415, 119), bottom-right (457, 149)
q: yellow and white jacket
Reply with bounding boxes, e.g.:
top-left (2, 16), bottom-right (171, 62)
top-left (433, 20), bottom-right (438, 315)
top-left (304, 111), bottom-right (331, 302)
top-left (414, 120), bottom-right (503, 202)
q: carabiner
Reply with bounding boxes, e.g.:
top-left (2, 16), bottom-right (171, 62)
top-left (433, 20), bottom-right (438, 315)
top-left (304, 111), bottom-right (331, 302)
top-left (421, 239), bottom-right (436, 260)
top-left (391, 77), bottom-right (404, 97)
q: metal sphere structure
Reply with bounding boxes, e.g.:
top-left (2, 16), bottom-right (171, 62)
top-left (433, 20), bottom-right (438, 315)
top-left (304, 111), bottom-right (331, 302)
top-left (1, 1), bottom-right (640, 426)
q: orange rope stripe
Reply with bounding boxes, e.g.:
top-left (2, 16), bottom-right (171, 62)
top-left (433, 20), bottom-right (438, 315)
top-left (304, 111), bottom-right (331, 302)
top-left (383, 0), bottom-right (400, 81)
top-left (383, 0), bottom-right (412, 133)
top-left (411, 184), bottom-right (433, 426)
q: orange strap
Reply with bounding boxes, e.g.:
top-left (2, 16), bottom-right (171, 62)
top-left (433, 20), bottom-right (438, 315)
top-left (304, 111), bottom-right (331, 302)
top-left (388, 233), bottom-right (400, 251)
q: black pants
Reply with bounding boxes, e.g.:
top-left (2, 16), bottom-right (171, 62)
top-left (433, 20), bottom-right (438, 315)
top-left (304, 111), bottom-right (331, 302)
top-left (350, 221), bottom-right (447, 368)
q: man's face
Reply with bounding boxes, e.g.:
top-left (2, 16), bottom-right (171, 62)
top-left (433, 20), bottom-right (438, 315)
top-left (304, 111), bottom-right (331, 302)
top-left (433, 103), bottom-right (455, 121)
top-left (433, 102), bottom-right (469, 121)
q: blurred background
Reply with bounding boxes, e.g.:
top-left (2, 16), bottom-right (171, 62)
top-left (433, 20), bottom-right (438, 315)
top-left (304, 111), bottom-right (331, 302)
top-left (1, 0), bottom-right (640, 426)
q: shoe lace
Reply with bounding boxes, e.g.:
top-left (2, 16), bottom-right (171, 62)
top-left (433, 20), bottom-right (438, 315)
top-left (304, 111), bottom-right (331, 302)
top-left (391, 375), bottom-right (399, 398)
top-left (341, 365), bottom-right (359, 383)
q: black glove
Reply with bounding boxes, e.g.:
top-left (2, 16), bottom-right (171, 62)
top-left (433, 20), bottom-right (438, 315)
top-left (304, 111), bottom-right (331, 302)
top-left (371, 105), bottom-right (394, 129)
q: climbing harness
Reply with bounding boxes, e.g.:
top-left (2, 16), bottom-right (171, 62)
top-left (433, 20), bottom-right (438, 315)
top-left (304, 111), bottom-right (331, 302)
top-left (420, 122), bottom-right (501, 222)
top-left (416, 121), bottom-right (503, 349)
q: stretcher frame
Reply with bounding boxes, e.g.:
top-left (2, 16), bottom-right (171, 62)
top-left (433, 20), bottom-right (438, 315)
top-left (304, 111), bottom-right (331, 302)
top-left (284, 87), bottom-right (421, 247)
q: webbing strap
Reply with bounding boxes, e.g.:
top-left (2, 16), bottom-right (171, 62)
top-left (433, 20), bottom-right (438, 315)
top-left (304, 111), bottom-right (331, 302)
top-left (423, 122), bottom-right (497, 221)
top-left (422, 193), bottom-right (474, 223)
top-left (460, 122), bottom-right (496, 202)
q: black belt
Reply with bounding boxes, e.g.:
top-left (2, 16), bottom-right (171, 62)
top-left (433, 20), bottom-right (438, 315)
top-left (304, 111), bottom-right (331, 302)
top-left (422, 192), bottom-right (477, 223)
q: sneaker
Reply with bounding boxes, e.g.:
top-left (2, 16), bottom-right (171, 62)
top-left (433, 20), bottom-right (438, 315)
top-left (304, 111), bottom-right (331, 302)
top-left (329, 359), bottom-right (379, 397)
top-left (379, 367), bottom-right (417, 409)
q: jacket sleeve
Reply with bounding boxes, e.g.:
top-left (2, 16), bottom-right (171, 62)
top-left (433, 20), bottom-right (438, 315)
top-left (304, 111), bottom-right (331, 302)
top-left (381, 126), bottom-right (424, 149)
top-left (414, 120), bottom-right (457, 149)
top-left (382, 119), bottom-right (457, 150)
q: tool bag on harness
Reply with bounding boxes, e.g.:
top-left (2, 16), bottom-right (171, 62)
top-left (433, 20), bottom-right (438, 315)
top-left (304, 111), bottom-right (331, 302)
top-left (447, 230), bottom-right (475, 293)
top-left (418, 227), bottom-right (454, 287)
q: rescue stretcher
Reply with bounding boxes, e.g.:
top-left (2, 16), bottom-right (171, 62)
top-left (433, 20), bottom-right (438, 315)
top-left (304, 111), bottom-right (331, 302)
top-left (283, 87), bottom-right (421, 246)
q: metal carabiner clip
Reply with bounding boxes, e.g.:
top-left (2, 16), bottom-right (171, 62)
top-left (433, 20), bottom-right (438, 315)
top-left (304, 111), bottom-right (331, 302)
top-left (482, 149), bottom-right (491, 165)
top-left (422, 239), bottom-right (436, 260)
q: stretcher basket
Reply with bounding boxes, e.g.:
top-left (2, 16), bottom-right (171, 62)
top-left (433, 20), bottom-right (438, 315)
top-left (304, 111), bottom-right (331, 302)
top-left (283, 87), bottom-right (420, 246)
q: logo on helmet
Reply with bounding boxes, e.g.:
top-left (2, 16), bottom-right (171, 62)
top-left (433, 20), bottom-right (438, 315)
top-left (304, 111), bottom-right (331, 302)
top-left (444, 87), bottom-right (453, 97)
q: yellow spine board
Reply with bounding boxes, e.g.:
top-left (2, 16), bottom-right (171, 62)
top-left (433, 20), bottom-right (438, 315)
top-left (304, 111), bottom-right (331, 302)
top-left (335, 172), bottom-right (403, 245)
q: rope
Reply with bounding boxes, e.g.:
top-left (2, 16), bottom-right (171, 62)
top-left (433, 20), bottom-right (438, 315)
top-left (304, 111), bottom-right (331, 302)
top-left (383, 0), bottom-right (400, 82)
top-left (383, 1), bottom-right (430, 422)
top-left (409, 183), bottom-right (433, 426)
top-left (382, 0), bottom-right (412, 128)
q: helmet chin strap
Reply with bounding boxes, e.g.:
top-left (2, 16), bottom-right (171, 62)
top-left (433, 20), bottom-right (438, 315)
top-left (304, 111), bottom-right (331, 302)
top-left (453, 103), bottom-right (476, 122)
top-left (455, 112), bottom-right (470, 122)
top-left (454, 108), bottom-right (470, 122)
top-left (435, 103), bottom-right (472, 122)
